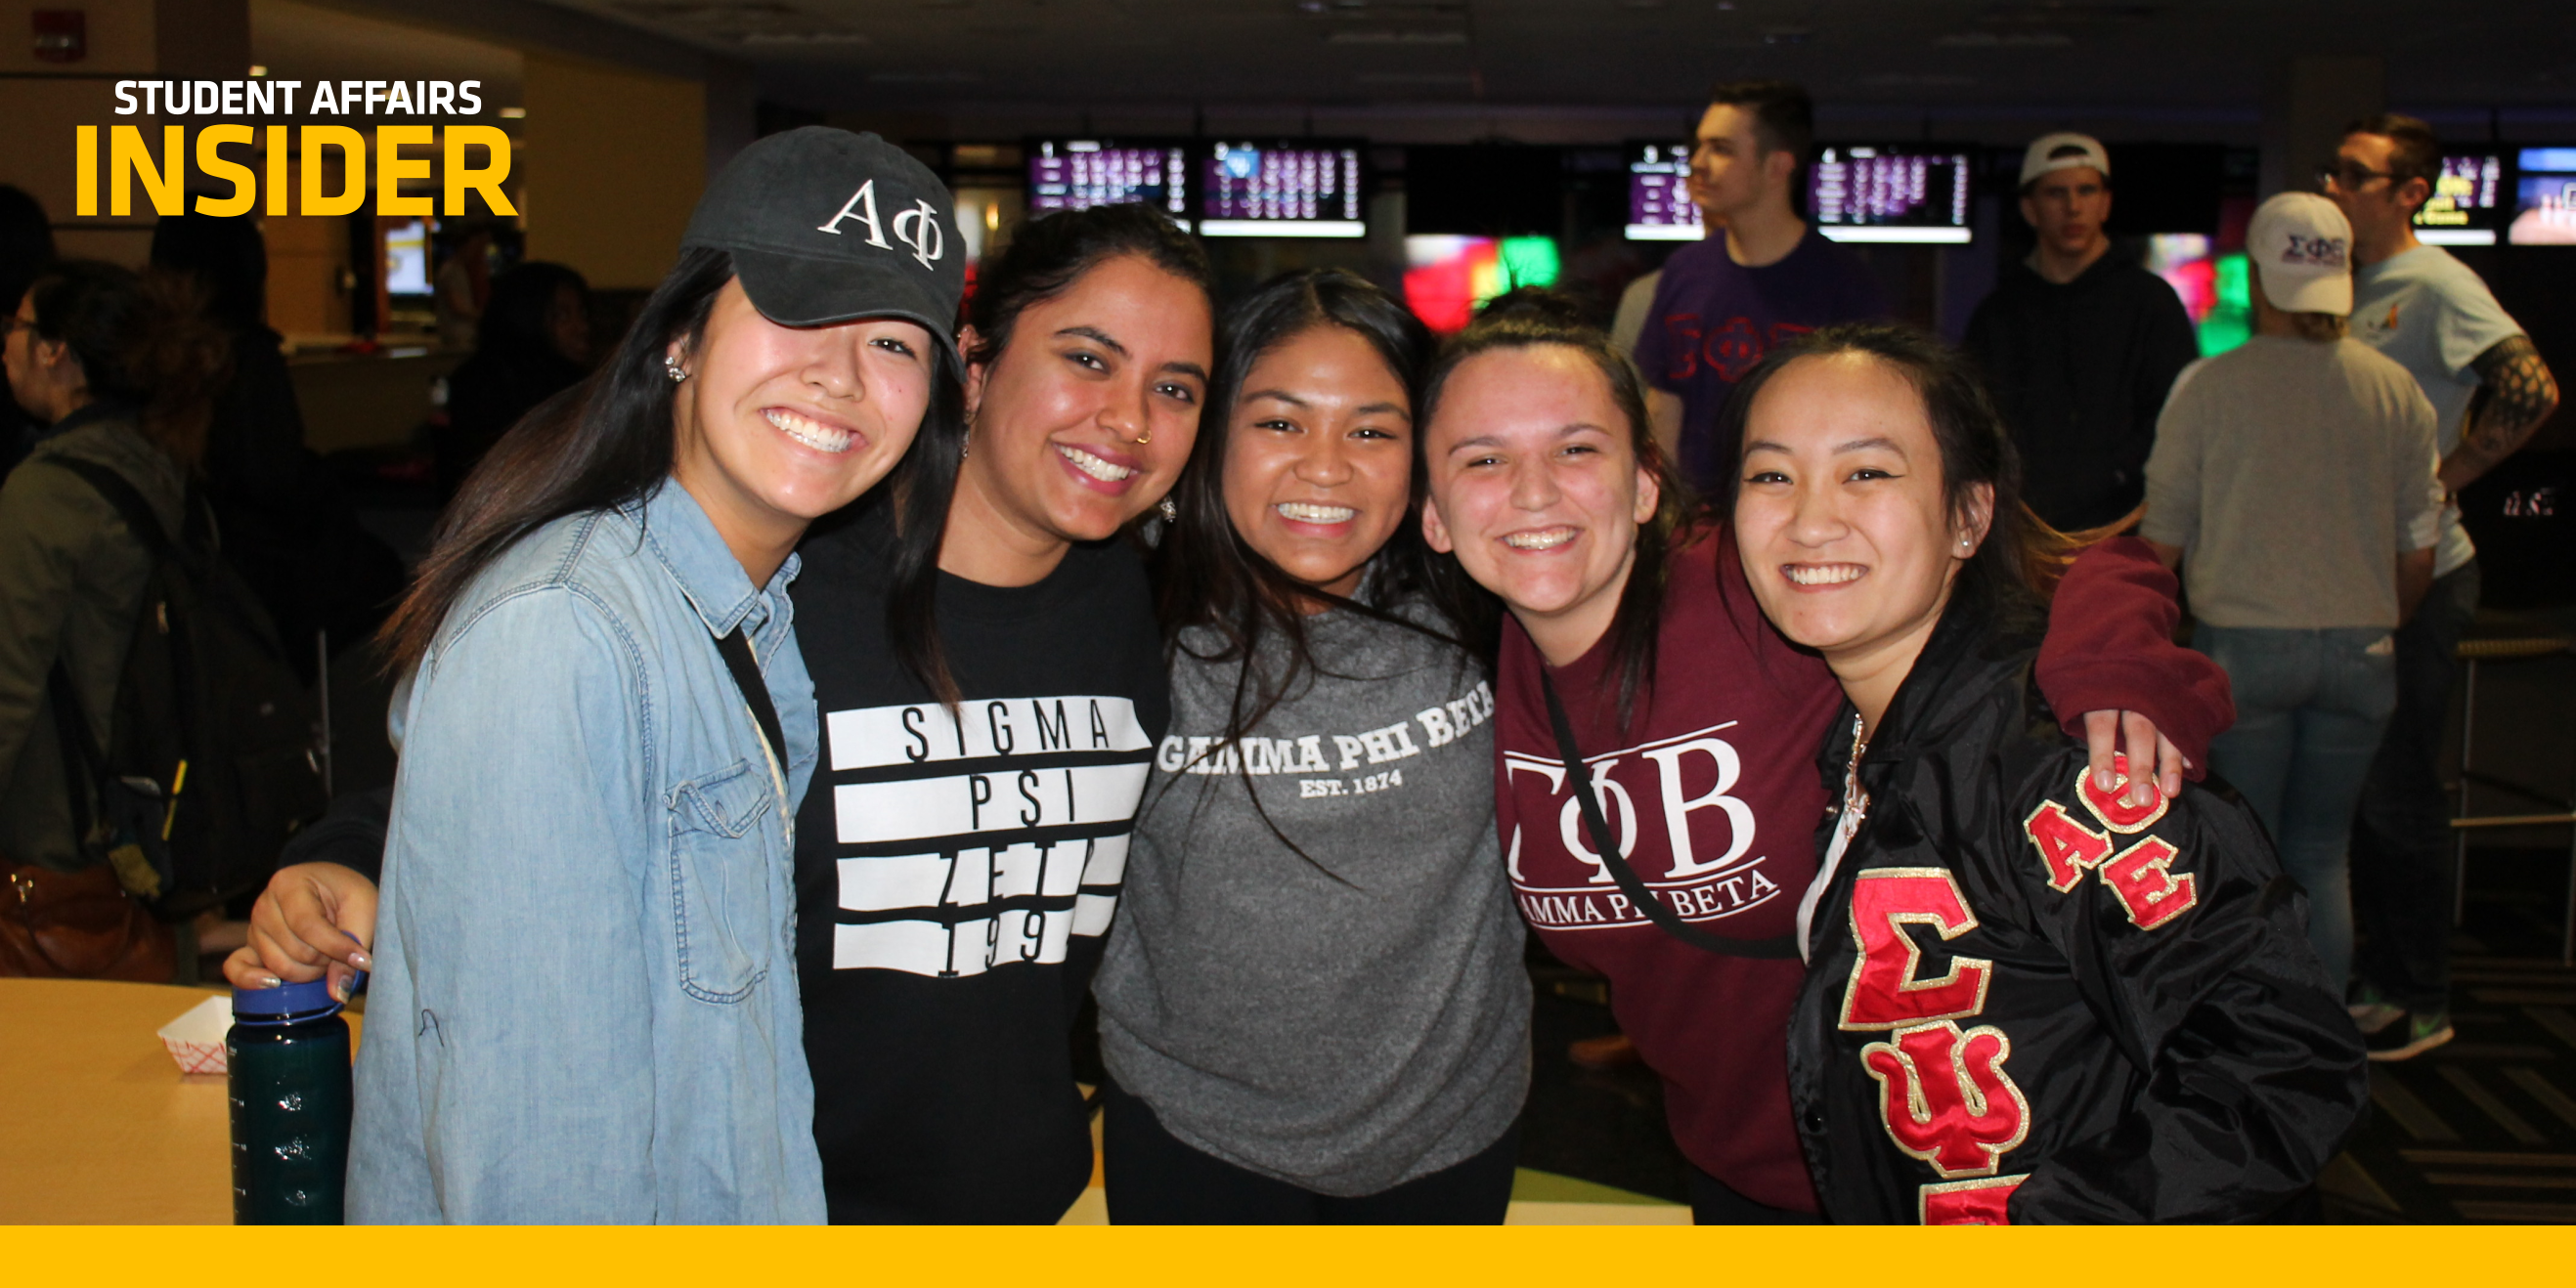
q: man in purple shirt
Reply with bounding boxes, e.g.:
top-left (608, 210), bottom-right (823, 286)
top-left (1637, 80), bottom-right (1888, 494)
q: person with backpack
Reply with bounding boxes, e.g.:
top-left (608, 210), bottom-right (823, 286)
top-left (0, 260), bottom-right (231, 979)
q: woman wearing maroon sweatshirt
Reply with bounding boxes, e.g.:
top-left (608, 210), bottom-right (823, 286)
top-left (1418, 293), bottom-right (2231, 1223)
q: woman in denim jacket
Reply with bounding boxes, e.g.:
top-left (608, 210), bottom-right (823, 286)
top-left (300, 130), bottom-right (964, 1224)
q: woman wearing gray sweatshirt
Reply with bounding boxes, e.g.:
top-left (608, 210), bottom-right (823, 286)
top-left (1091, 271), bottom-right (1526, 1222)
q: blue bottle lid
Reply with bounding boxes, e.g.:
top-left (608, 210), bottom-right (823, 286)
top-left (232, 977), bottom-right (349, 1025)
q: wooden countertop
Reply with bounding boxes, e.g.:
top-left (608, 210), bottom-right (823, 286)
top-left (0, 978), bottom-right (358, 1224)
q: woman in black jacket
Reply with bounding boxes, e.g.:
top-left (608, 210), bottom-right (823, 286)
top-left (1725, 322), bottom-right (2367, 1224)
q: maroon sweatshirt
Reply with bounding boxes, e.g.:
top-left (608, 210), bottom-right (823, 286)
top-left (1495, 531), bottom-right (2228, 1213)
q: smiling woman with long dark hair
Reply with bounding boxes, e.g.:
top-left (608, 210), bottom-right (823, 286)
top-left (222, 129), bottom-right (967, 1224)
top-left (1727, 322), bottom-right (2367, 1223)
top-left (1091, 269), bottom-right (1524, 1224)
top-left (784, 201), bottom-right (1216, 1224)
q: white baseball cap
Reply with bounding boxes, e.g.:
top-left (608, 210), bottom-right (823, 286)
top-left (2246, 192), bottom-right (2354, 316)
top-left (2020, 132), bottom-right (2110, 187)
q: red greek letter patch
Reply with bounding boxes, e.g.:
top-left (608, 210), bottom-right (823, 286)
top-left (2099, 835), bottom-right (2198, 929)
top-left (2076, 752), bottom-right (2168, 834)
top-left (1860, 1019), bottom-right (2031, 1179)
top-left (1919, 1175), bottom-right (2028, 1224)
top-left (2023, 799), bottom-right (2112, 892)
top-left (1839, 868), bottom-right (1993, 1030)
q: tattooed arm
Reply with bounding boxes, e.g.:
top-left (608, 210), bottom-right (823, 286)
top-left (2438, 334), bottom-right (2560, 494)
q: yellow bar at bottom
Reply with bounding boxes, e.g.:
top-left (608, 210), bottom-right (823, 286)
top-left (14, 1225), bottom-right (2575, 1287)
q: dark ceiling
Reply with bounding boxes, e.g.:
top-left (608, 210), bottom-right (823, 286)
top-left (531, 0), bottom-right (2576, 120)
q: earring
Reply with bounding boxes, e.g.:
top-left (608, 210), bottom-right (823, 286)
top-left (1158, 497), bottom-right (1178, 523)
top-left (665, 355), bottom-right (687, 383)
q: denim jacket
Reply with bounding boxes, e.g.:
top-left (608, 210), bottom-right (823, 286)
top-left (349, 481), bottom-right (826, 1224)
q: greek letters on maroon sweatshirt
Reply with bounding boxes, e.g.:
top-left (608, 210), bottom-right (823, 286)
top-left (1493, 529), bottom-right (2226, 1213)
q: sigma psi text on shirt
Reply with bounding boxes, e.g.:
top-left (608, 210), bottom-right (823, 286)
top-left (825, 695), bottom-right (1151, 977)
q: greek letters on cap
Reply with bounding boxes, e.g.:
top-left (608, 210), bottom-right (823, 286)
top-left (815, 178), bottom-right (946, 270)
top-left (2281, 233), bottom-right (2347, 269)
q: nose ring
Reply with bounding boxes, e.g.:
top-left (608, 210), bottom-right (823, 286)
top-left (1134, 429), bottom-right (1152, 446)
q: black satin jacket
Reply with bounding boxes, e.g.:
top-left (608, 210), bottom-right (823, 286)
top-left (1785, 583), bottom-right (2368, 1224)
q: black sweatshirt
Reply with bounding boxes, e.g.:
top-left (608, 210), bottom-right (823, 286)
top-left (789, 508), bottom-right (1169, 1224)
top-left (1964, 253), bottom-right (2201, 531)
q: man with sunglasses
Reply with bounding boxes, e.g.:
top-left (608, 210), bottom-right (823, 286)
top-left (2325, 113), bottom-right (2560, 1062)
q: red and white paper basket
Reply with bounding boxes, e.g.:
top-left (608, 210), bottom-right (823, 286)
top-left (156, 994), bottom-right (232, 1075)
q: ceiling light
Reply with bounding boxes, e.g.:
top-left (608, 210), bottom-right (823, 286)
top-left (500, 107), bottom-right (526, 118)
top-left (248, 64), bottom-right (267, 77)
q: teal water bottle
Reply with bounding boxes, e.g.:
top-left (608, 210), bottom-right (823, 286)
top-left (227, 978), bottom-right (354, 1224)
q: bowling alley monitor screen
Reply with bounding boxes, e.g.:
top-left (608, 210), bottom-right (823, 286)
top-left (1808, 144), bottom-right (1975, 243)
top-left (1198, 141), bottom-right (1368, 237)
top-left (2511, 147), bottom-right (2576, 246)
top-left (1026, 138), bottom-right (1192, 224)
top-left (2416, 152), bottom-right (2508, 245)
top-left (1626, 142), bottom-right (1703, 241)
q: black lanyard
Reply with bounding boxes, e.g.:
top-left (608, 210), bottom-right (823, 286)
top-left (1540, 672), bottom-right (1799, 961)
top-left (715, 626), bottom-right (787, 772)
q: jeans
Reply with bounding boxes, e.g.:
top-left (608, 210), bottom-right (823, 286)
top-left (2196, 624), bottom-right (2400, 991)
top-left (2351, 563), bottom-right (2480, 1016)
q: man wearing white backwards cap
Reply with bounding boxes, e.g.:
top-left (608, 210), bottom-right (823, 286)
top-left (1965, 132), bottom-right (2199, 530)
top-left (2140, 192), bottom-right (2446, 1000)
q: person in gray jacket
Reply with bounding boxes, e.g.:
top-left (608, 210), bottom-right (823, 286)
top-left (1093, 270), bottom-right (1526, 1223)
top-left (0, 262), bottom-right (215, 878)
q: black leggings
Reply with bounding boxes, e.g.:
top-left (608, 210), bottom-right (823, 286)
top-left (1102, 1081), bottom-right (1520, 1224)
top-left (1687, 1165), bottom-right (1822, 1224)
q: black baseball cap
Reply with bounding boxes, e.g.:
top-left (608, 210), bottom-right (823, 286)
top-left (682, 127), bottom-right (966, 374)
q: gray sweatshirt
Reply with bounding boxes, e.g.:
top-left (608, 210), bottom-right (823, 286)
top-left (1093, 602), bottom-right (1529, 1196)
